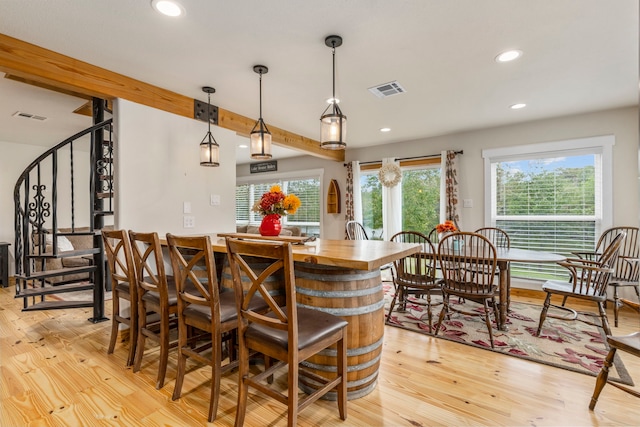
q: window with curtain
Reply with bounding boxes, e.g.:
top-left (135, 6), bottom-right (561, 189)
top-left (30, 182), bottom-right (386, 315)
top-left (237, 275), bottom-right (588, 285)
top-left (360, 160), bottom-right (441, 239)
top-left (236, 172), bottom-right (322, 236)
top-left (483, 135), bottom-right (613, 280)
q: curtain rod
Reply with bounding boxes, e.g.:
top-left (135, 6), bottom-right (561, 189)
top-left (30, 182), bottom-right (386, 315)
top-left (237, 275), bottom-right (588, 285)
top-left (344, 150), bottom-right (463, 166)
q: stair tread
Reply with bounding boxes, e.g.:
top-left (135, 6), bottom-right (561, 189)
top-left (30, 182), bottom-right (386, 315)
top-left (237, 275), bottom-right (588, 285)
top-left (28, 248), bottom-right (101, 258)
top-left (22, 300), bottom-right (94, 311)
top-left (15, 265), bottom-right (96, 280)
top-left (16, 282), bottom-right (95, 298)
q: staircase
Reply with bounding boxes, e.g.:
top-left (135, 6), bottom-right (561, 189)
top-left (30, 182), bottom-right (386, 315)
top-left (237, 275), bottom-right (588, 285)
top-left (13, 99), bottom-right (113, 322)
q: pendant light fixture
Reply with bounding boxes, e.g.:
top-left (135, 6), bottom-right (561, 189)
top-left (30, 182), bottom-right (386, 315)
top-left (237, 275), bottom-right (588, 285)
top-left (320, 35), bottom-right (347, 150)
top-left (250, 65), bottom-right (272, 159)
top-left (199, 86), bottom-right (220, 167)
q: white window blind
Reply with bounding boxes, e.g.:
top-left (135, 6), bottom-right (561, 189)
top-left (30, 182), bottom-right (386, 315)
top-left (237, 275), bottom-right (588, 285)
top-left (483, 136), bottom-right (614, 280)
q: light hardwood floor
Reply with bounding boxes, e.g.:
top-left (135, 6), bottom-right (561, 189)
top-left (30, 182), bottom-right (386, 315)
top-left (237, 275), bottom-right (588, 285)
top-left (1, 286), bottom-right (638, 426)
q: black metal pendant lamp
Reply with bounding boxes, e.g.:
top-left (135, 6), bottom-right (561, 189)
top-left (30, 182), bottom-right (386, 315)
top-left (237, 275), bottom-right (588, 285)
top-left (199, 86), bottom-right (220, 167)
top-left (320, 35), bottom-right (347, 150)
top-left (250, 65), bottom-right (272, 159)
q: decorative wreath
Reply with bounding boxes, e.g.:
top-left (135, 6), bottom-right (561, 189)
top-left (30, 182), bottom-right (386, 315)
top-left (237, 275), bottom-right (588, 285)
top-left (378, 163), bottom-right (402, 187)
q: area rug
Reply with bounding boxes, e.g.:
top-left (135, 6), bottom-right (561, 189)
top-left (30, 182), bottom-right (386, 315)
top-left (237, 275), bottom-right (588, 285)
top-left (383, 284), bottom-right (634, 386)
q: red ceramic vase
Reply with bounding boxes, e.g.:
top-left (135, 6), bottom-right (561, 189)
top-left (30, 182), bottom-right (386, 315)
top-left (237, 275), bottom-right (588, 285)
top-left (259, 214), bottom-right (282, 236)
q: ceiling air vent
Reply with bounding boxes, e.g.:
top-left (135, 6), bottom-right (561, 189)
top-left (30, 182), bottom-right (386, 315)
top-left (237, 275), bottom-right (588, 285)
top-left (368, 81), bottom-right (406, 98)
top-left (12, 111), bottom-right (48, 121)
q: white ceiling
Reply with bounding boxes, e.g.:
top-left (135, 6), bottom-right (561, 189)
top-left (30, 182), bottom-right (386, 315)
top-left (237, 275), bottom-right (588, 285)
top-left (0, 0), bottom-right (637, 164)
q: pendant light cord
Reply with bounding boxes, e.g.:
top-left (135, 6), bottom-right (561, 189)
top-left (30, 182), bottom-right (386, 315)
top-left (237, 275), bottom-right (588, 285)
top-left (259, 71), bottom-right (263, 119)
top-left (332, 44), bottom-right (336, 101)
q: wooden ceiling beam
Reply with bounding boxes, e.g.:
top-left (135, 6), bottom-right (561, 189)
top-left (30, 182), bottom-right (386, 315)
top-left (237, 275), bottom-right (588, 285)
top-left (0, 33), bottom-right (343, 162)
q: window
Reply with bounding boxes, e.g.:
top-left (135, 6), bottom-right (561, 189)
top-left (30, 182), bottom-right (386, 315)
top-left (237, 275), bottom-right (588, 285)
top-left (360, 160), bottom-right (441, 239)
top-left (236, 170), bottom-right (322, 237)
top-left (483, 135), bottom-right (614, 280)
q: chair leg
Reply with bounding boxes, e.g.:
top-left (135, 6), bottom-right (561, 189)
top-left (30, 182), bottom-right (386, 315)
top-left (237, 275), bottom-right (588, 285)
top-left (597, 302), bottom-right (612, 337)
top-left (287, 355), bottom-right (299, 427)
top-left (337, 334), bottom-right (347, 421)
top-left (107, 295), bottom-right (120, 355)
top-left (434, 295), bottom-right (449, 336)
top-left (133, 304), bottom-right (147, 373)
top-left (536, 293), bottom-right (552, 336)
top-left (156, 314), bottom-right (170, 389)
top-left (386, 285), bottom-right (401, 323)
top-left (234, 344), bottom-right (250, 427)
top-left (613, 285), bottom-right (620, 328)
top-left (127, 305), bottom-right (138, 367)
top-left (208, 334), bottom-right (222, 423)
top-left (589, 347), bottom-right (616, 410)
top-left (172, 321), bottom-right (188, 401)
top-left (426, 292), bottom-right (433, 332)
top-left (484, 299), bottom-right (495, 349)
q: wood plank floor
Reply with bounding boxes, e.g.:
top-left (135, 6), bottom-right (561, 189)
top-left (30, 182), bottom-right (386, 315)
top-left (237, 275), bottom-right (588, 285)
top-left (1, 286), bottom-right (638, 426)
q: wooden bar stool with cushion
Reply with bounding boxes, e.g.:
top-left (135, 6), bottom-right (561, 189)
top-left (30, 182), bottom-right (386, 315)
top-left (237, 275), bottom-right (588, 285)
top-left (102, 229), bottom-right (138, 366)
top-left (129, 230), bottom-right (178, 389)
top-left (166, 234), bottom-right (269, 422)
top-left (225, 237), bottom-right (348, 427)
top-left (536, 232), bottom-right (626, 337)
top-left (589, 298), bottom-right (640, 409)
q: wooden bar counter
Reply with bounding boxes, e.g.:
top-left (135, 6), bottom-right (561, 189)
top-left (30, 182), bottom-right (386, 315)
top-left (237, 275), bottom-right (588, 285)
top-left (211, 233), bottom-right (420, 399)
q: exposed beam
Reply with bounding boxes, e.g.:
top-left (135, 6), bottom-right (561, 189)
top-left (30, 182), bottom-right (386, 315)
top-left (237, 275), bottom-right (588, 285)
top-left (0, 33), bottom-right (344, 162)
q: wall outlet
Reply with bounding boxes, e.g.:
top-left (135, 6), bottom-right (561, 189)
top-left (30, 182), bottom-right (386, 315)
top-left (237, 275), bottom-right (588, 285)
top-left (183, 215), bottom-right (195, 228)
top-left (210, 194), bottom-right (220, 206)
top-left (463, 199), bottom-right (473, 208)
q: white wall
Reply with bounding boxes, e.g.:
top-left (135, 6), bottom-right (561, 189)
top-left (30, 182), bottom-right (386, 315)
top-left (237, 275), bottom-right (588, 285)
top-left (115, 99), bottom-right (238, 235)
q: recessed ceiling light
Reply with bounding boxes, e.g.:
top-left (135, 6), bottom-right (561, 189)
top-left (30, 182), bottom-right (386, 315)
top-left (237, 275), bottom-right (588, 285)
top-left (510, 103), bottom-right (527, 109)
top-left (380, 128), bottom-right (391, 132)
top-left (495, 50), bottom-right (522, 63)
top-left (238, 144), bottom-right (248, 149)
top-left (151, 0), bottom-right (185, 17)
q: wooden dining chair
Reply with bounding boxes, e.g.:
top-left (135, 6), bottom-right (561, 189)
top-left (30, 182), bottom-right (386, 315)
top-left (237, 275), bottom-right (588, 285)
top-left (536, 232), bottom-right (626, 337)
top-left (435, 232), bottom-right (500, 348)
top-left (572, 226), bottom-right (640, 327)
top-left (225, 237), bottom-right (348, 427)
top-left (102, 229), bottom-right (138, 366)
top-left (589, 331), bottom-right (640, 409)
top-left (129, 230), bottom-right (178, 389)
top-left (345, 220), bottom-right (369, 240)
top-left (475, 227), bottom-right (511, 310)
top-left (386, 231), bottom-right (442, 330)
top-left (166, 234), bottom-right (255, 422)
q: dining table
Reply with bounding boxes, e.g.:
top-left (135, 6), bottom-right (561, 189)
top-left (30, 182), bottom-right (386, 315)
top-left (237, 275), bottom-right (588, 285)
top-left (438, 245), bottom-right (566, 330)
top-left (165, 233), bottom-right (421, 400)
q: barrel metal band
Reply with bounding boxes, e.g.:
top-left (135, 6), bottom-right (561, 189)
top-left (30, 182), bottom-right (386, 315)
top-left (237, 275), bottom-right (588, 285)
top-left (295, 283), bottom-right (382, 298)
top-left (301, 353), bottom-right (381, 373)
top-left (316, 336), bottom-right (383, 357)
top-left (297, 299), bottom-right (385, 316)
top-left (294, 268), bottom-right (381, 282)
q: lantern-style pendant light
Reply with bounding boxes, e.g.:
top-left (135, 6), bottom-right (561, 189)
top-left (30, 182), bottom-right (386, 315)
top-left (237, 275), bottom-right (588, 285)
top-left (199, 86), bottom-right (220, 167)
top-left (320, 35), bottom-right (347, 150)
top-left (250, 65), bottom-right (272, 159)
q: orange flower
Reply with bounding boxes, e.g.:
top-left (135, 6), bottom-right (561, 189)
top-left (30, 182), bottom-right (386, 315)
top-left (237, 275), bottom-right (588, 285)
top-left (436, 220), bottom-right (457, 233)
top-left (251, 185), bottom-right (301, 216)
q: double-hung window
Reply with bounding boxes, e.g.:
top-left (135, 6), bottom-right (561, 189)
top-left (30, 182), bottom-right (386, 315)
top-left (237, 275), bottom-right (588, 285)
top-left (483, 135), bottom-right (614, 280)
top-left (236, 169), bottom-right (323, 237)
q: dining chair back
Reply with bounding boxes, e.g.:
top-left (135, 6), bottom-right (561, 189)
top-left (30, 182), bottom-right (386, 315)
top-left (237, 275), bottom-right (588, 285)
top-left (102, 229), bottom-right (138, 366)
top-left (599, 227), bottom-right (639, 327)
top-left (475, 227), bottom-right (512, 309)
top-left (166, 234), bottom-right (244, 422)
top-left (225, 236), bottom-right (348, 427)
top-left (435, 232), bottom-right (500, 348)
top-left (345, 220), bottom-right (369, 240)
top-left (129, 230), bottom-right (178, 389)
top-left (536, 232), bottom-right (626, 337)
top-left (386, 231), bottom-right (441, 330)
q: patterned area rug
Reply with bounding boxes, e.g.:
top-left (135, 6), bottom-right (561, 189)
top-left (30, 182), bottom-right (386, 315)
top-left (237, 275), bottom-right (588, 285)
top-left (383, 284), bottom-right (634, 385)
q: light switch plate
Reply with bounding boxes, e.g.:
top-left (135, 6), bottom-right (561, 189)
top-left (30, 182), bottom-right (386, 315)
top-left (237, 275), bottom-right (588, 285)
top-left (463, 199), bottom-right (473, 208)
top-left (183, 215), bottom-right (195, 228)
top-left (183, 201), bottom-right (192, 214)
top-left (210, 194), bottom-right (221, 206)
